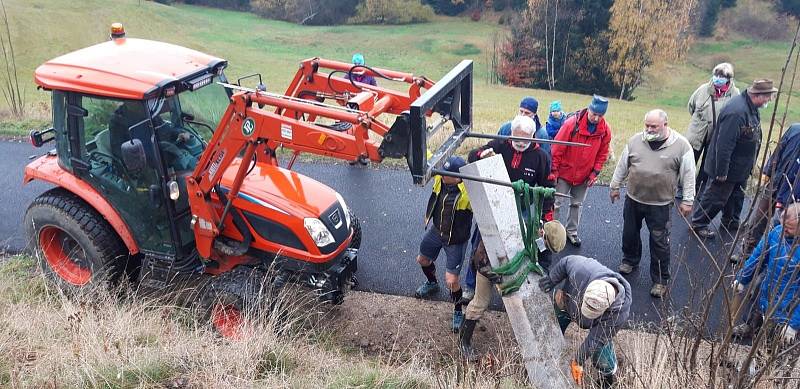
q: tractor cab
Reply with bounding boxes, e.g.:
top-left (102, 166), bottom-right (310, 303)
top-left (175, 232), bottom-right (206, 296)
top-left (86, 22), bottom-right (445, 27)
top-left (29, 29), bottom-right (230, 261)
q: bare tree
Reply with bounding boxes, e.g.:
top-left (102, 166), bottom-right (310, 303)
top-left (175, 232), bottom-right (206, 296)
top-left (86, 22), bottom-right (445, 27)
top-left (0, 0), bottom-right (23, 118)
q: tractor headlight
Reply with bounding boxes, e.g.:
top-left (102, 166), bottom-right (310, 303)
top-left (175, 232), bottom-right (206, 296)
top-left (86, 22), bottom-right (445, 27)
top-left (335, 193), bottom-right (351, 228)
top-left (304, 218), bottom-right (335, 247)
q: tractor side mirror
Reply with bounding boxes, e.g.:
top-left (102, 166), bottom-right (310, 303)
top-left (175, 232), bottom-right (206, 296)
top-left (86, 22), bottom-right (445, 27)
top-left (121, 138), bottom-right (147, 172)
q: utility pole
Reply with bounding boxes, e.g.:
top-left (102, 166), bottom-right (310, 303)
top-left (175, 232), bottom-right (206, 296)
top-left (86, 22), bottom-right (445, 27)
top-left (461, 155), bottom-right (575, 389)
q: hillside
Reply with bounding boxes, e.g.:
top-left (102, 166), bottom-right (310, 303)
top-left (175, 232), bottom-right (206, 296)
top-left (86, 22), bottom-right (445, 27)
top-left (3, 0), bottom-right (797, 141)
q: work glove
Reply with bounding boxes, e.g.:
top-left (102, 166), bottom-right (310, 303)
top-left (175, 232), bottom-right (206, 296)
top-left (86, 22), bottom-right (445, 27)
top-left (732, 280), bottom-right (745, 293)
top-left (587, 172), bottom-right (598, 187)
top-left (538, 276), bottom-right (554, 293)
top-left (479, 148), bottom-right (496, 159)
top-left (543, 209), bottom-right (554, 222)
top-left (570, 359), bottom-right (584, 386)
top-left (547, 173), bottom-right (556, 182)
top-left (781, 325), bottom-right (797, 346)
top-left (478, 266), bottom-right (503, 284)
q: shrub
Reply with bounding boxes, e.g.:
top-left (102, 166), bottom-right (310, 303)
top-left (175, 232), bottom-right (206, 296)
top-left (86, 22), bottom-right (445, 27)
top-left (349, 0), bottom-right (435, 25)
top-left (183, 0), bottom-right (250, 10)
top-left (250, 0), bottom-right (359, 25)
top-left (422, 0), bottom-right (467, 16)
top-left (718, 0), bottom-right (790, 41)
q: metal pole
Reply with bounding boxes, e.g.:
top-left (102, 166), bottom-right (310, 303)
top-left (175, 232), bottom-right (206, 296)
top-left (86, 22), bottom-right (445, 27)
top-left (431, 168), bottom-right (571, 198)
top-left (465, 132), bottom-right (589, 147)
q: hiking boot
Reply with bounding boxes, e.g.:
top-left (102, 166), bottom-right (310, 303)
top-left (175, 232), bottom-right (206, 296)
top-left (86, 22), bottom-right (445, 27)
top-left (595, 373), bottom-right (617, 389)
top-left (414, 281), bottom-right (439, 299)
top-left (459, 319), bottom-right (479, 361)
top-left (732, 323), bottom-right (754, 339)
top-left (693, 227), bottom-right (716, 240)
top-left (618, 263), bottom-right (635, 275)
top-left (650, 283), bottom-right (668, 298)
top-left (452, 310), bottom-right (465, 333)
top-left (568, 235), bottom-right (582, 247)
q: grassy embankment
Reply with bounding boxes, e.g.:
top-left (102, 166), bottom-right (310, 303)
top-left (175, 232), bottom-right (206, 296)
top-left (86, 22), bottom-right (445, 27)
top-left (2, 0), bottom-right (797, 180)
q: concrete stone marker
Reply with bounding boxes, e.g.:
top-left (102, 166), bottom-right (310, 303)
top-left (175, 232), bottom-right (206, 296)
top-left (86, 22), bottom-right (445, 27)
top-left (461, 154), bottom-right (575, 389)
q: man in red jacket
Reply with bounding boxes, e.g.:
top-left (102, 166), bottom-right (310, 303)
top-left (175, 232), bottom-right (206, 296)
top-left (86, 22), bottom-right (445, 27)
top-left (551, 95), bottom-right (612, 246)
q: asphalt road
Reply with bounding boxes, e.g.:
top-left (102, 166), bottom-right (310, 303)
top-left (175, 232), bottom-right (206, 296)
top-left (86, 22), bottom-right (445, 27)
top-left (2, 140), bottom-right (740, 327)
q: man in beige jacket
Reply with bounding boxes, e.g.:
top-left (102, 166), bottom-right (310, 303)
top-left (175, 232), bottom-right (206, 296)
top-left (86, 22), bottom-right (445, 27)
top-left (684, 62), bottom-right (740, 192)
top-left (611, 109), bottom-right (696, 298)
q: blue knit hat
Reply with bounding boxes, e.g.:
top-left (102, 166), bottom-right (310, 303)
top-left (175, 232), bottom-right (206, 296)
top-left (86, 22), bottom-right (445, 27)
top-left (443, 155), bottom-right (466, 173)
top-left (588, 95), bottom-right (609, 115)
top-left (352, 53), bottom-right (365, 66)
top-left (549, 100), bottom-right (562, 112)
top-left (519, 96), bottom-right (539, 113)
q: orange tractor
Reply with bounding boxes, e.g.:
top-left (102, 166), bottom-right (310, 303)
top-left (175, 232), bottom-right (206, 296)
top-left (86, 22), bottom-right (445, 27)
top-left (24, 24), bottom-right (473, 335)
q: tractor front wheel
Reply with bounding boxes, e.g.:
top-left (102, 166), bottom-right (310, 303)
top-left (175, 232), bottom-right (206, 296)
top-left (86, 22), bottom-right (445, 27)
top-left (24, 189), bottom-right (128, 293)
top-left (349, 210), bottom-right (361, 250)
top-left (199, 266), bottom-right (271, 339)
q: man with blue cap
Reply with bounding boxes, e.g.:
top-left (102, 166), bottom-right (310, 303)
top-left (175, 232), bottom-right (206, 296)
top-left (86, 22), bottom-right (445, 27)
top-left (497, 96), bottom-right (551, 155)
top-left (345, 53), bottom-right (377, 86)
top-left (551, 95), bottom-right (612, 247)
top-left (414, 155), bottom-right (473, 332)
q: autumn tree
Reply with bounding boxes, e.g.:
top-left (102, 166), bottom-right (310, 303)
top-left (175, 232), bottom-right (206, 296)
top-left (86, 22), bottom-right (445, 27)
top-left (607, 0), bottom-right (697, 99)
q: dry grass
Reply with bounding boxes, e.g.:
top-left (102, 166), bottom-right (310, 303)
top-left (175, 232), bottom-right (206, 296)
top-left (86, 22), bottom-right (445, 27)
top-left (2, 252), bottom-right (798, 389)
top-left (0, 255), bottom-right (530, 388)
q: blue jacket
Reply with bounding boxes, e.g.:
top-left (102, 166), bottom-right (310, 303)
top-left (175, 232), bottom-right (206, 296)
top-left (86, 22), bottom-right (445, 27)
top-left (545, 113), bottom-right (565, 139)
top-left (497, 120), bottom-right (551, 155)
top-left (737, 225), bottom-right (800, 329)
top-left (776, 157), bottom-right (800, 206)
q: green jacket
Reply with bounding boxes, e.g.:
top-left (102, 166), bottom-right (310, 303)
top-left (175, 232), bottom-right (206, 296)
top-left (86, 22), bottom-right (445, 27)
top-left (424, 175), bottom-right (472, 244)
top-left (685, 81), bottom-right (740, 151)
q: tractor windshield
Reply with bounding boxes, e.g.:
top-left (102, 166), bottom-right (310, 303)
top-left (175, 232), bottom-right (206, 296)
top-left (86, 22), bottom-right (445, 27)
top-left (176, 78), bottom-right (230, 139)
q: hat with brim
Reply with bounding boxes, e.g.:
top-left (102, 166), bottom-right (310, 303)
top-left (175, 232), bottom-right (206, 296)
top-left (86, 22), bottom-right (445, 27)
top-left (750, 79), bottom-right (778, 94)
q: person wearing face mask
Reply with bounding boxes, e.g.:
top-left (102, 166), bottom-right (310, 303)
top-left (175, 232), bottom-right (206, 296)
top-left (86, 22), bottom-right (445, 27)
top-left (551, 95), bottom-right (613, 247)
top-left (691, 79), bottom-right (778, 240)
top-left (685, 63), bottom-right (740, 192)
top-left (609, 109), bottom-right (696, 298)
top-left (497, 96), bottom-right (551, 155)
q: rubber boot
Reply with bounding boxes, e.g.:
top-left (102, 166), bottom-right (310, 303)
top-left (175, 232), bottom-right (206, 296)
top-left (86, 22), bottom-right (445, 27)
top-left (459, 319), bottom-right (479, 361)
top-left (597, 373), bottom-right (616, 389)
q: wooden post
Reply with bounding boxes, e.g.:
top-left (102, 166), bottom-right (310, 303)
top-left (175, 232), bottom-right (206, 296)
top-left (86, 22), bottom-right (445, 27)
top-left (461, 155), bottom-right (575, 389)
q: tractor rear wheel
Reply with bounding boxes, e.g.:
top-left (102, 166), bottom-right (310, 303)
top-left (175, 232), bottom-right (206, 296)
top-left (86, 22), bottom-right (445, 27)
top-left (24, 188), bottom-right (128, 293)
top-left (199, 266), bottom-right (271, 338)
top-left (349, 210), bottom-right (361, 250)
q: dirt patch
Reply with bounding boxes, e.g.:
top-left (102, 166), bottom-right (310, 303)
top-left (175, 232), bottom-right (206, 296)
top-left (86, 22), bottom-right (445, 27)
top-left (329, 291), bottom-right (519, 362)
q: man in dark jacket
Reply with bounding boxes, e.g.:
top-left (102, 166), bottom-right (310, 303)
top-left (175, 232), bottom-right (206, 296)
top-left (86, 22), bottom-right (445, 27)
top-left (497, 96), bottom-right (551, 155)
top-left (733, 123), bottom-right (800, 263)
top-left (414, 156), bottom-right (473, 332)
top-left (691, 79), bottom-right (777, 239)
top-left (538, 255), bottom-right (632, 387)
top-left (551, 95), bottom-right (612, 246)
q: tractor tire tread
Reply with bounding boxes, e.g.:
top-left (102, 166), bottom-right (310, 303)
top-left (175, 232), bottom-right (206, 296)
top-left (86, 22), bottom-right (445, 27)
top-left (26, 188), bottom-right (128, 284)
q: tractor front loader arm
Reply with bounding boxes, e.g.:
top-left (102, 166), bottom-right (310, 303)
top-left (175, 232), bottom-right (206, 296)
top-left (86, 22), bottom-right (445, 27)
top-left (187, 59), bottom-right (475, 259)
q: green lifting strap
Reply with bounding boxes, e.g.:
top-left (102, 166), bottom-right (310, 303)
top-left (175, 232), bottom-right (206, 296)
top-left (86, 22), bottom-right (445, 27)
top-left (487, 180), bottom-right (555, 296)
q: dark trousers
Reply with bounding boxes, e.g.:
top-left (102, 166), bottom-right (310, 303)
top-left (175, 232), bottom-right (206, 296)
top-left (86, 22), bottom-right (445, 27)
top-left (742, 188), bottom-right (776, 254)
top-left (622, 196), bottom-right (671, 284)
top-left (691, 180), bottom-right (745, 230)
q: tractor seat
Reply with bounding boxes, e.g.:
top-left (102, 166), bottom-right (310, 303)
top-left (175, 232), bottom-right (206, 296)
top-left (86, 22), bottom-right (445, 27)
top-left (94, 129), bottom-right (113, 157)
